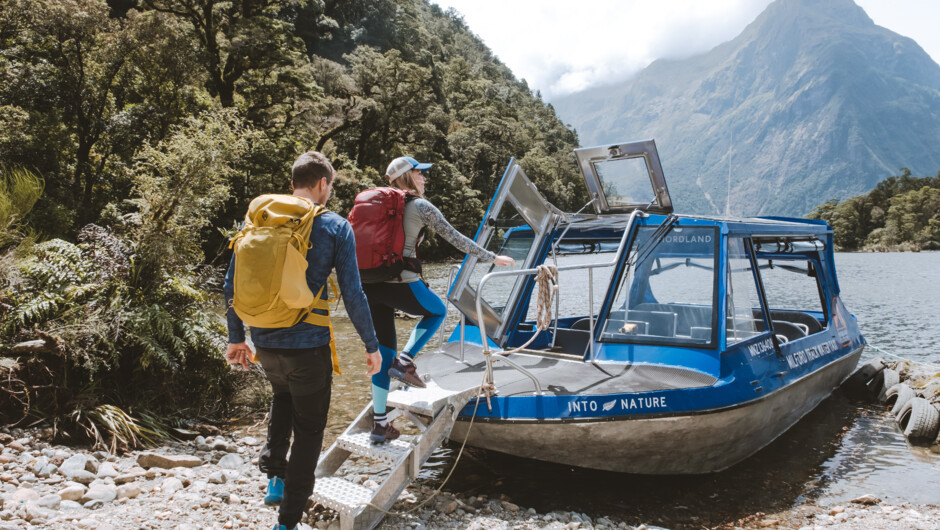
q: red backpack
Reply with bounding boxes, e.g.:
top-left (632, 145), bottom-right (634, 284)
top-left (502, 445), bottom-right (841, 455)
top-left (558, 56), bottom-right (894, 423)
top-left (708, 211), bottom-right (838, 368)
top-left (349, 187), bottom-right (422, 283)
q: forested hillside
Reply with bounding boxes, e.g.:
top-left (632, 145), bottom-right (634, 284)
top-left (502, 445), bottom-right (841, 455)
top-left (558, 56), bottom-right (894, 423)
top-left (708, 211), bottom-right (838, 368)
top-left (0, 0), bottom-right (582, 443)
top-left (1, 0), bottom-right (583, 256)
top-left (808, 169), bottom-right (940, 251)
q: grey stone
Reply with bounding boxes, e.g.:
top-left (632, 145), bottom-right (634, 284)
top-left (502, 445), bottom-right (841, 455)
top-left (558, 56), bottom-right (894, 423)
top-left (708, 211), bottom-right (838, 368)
top-left (60, 500), bottom-right (82, 510)
top-left (59, 454), bottom-right (97, 478)
top-left (95, 462), bottom-right (118, 478)
top-left (27, 457), bottom-right (48, 475)
top-left (160, 477), bottom-right (184, 495)
top-left (136, 453), bottom-right (202, 469)
top-left (207, 471), bottom-right (226, 484)
top-left (23, 504), bottom-right (52, 523)
top-left (851, 494), bottom-right (882, 505)
top-left (58, 484), bottom-right (86, 502)
top-left (80, 483), bottom-right (117, 504)
top-left (114, 469), bottom-right (145, 484)
top-left (116, 484), bottom-right (141, 500)
top-left (217, 454), bottom-right (244, 469)
top-left (36, 494), bottom-right (60, 510)
top-left (68, 470), bottom-right (97, 485)
top-left (37, 464), bottom-right (57, 478)
top-left (10, 488), bottom-right (39, 503)
top-left (82, 498), bottom-right (106, 510)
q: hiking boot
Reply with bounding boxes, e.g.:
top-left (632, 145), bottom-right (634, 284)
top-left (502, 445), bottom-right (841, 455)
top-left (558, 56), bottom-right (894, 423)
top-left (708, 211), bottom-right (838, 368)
top-left (388, 358), bottom-right (427, 388)
top-left (264, 476), bottom-right (284, 505)
top-left (370, 421), bottom-right (401, 444)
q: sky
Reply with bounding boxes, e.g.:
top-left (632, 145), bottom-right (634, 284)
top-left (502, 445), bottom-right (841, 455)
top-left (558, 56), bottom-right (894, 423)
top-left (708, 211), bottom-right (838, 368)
top-left (431, 0), bottom-right (940, 101)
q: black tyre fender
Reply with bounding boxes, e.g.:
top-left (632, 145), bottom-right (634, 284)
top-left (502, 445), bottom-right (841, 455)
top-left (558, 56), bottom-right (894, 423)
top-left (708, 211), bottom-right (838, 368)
top-left (872, 368), bottom-right (901, 402)
top-left (842, 358), bottom-right (885, 397)
top-left (896, 397), bottom-right (940, 444)
top-left (884, 383), bottom-right (916, 416)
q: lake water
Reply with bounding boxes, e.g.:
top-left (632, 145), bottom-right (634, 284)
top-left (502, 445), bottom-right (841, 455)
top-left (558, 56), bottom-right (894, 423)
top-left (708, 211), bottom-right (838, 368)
top-left (323, 252), bottom-right (940, 527)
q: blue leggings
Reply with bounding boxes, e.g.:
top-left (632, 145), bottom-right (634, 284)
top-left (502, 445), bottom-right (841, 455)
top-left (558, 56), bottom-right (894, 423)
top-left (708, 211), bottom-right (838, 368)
top-left (363, 281), bottom-right (446, 414)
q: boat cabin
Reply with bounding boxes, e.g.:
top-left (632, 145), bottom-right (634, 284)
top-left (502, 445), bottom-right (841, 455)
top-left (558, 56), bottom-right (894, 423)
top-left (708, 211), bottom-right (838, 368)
top-left (447, 140), bottom-right (848, 369)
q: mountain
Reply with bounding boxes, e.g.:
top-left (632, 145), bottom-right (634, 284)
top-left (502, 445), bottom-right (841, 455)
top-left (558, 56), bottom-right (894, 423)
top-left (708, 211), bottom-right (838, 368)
top-left (551, 0), bottom-right (940, 216)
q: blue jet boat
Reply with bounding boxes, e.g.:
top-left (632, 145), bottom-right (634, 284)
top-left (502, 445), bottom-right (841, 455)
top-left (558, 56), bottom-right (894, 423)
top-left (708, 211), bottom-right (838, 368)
top-left (417, 139), bottom-right (865, 474)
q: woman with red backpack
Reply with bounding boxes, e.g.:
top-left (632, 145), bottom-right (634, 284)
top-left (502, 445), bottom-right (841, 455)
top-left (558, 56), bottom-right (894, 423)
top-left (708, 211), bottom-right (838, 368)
top-left (360, 156), bottom-right (514, 443)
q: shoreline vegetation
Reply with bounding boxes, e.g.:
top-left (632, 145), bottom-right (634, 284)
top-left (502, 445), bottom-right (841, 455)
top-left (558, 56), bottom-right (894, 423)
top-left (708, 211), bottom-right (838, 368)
top-left (0, 0), bottom-right (583, 445)
top-left (807, 169), bottom-right (940, 252)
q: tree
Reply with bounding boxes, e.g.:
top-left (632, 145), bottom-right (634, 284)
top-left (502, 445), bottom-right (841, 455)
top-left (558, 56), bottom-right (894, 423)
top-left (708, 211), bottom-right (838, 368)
top-left (0, 1), bottom-right (208, 234)
top-left (144, 0), bottom-right (316, 109)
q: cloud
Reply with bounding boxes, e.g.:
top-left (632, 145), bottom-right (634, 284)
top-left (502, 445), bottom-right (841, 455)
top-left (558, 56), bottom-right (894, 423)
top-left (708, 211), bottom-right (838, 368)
top-left (435, 0), bottom-right (774, 99)
top-left (434, 0), bottom-right (940, 98)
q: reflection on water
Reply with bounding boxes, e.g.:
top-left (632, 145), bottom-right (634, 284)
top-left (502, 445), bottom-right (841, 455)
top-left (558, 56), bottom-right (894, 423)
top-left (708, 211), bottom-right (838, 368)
top-left (319, 252), bottom-right (940, 525)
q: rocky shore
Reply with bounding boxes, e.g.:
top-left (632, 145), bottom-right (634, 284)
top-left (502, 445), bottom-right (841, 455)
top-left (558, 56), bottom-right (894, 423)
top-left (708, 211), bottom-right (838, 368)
top-left (1, 427), bottom-right (938, 529)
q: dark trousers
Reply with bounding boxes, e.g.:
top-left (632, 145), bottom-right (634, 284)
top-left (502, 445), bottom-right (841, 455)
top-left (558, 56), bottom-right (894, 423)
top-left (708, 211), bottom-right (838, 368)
top-left (255, 344), bottom-right (333, 528)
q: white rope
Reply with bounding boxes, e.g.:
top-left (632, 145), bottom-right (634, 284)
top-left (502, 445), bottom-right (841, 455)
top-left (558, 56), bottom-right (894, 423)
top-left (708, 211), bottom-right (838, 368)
top-left (503, 264), bottom-right (558, 355)
top-left (867, 343), bottom-right (940, 371)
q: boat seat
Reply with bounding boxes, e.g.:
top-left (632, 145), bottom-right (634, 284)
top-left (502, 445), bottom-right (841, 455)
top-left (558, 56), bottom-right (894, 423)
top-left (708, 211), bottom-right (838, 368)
top-left (769, 310), bottom-right (824, 335)
top-left (571, 317), bottom-right (595, 331)
top-left (552, 328), bottom-right (590, 356)
top-left (771, 320), bottom-right (806, 342)
top-left (625, 310), bottom-right (677, 337)
top-left (752, 309), bottom-right (824, 335)
top-left (690, 326), bottom-right (711, 341)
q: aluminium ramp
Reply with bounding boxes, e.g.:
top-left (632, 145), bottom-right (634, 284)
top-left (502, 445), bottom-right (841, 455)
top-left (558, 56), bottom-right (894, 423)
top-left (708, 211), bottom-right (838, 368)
top-left (312, 380), bottom-right (480, 530)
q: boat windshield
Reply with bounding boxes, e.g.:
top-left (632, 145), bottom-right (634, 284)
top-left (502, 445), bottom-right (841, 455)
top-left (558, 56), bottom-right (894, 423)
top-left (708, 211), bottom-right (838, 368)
top-left (600, 225), bottom-right (719, 347)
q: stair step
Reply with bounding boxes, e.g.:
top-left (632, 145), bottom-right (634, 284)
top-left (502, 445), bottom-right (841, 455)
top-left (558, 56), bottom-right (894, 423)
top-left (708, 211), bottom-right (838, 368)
top-left (337, 431), bottom-right (413, 464)
top-left (387, 380), bottom-right (480, 416)
top-left (312, 477), bottom-right (374, 515)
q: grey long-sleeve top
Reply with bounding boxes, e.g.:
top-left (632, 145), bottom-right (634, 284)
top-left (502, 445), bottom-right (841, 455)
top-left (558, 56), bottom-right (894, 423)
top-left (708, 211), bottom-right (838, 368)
top-left (391, 198), bottom-right (497, 283)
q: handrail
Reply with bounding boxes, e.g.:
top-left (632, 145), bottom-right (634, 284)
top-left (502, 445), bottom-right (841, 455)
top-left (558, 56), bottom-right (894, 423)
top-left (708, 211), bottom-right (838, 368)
top-left (471, 208), bottom-right (646, 392)
top-left (433, 264), bottom-right (462, 355)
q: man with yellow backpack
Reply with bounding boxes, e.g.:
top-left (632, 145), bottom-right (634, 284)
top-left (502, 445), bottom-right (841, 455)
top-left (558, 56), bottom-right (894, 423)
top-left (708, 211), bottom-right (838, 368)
top-left (223, 151), bottom-right (381, 530)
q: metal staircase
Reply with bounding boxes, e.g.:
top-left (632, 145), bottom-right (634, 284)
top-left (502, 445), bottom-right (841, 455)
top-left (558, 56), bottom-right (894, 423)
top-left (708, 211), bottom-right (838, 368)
top-left (311, 381), bottom-right (480, 530)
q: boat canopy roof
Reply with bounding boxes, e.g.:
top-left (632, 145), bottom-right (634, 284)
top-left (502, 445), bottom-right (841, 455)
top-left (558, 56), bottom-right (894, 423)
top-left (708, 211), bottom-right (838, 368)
top-left (554, 213), bottom-right (833, 240)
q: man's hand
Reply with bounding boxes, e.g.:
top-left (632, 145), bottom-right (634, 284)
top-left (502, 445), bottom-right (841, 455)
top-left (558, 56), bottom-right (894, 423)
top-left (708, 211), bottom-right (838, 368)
top-left (365, 350), bottom-right (382, 377)
top-left (225, 342), bottom-right (254, 370)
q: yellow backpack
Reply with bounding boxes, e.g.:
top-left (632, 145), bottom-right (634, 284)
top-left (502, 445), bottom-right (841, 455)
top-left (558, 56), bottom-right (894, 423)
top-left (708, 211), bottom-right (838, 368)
top-left (229, 194), bottom-right (341, 373)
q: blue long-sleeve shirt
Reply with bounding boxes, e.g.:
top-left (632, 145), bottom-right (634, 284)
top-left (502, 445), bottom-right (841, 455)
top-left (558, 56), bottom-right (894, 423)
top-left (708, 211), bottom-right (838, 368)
top-left (223, 210), bottom-right (379, 353)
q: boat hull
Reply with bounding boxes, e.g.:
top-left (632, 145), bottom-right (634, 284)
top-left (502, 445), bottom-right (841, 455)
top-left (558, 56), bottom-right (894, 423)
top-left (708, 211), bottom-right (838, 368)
top-left (449, 347), bottom-right (862, 474)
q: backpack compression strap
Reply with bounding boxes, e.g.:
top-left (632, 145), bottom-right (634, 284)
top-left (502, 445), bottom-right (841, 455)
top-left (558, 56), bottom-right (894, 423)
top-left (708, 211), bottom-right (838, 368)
top-left (301, 276), bottom-right (342, 374)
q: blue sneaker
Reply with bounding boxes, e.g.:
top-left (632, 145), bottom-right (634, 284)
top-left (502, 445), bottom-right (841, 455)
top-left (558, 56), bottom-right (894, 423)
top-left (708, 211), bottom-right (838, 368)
top-left (264, 476), bottom-right (284, 505)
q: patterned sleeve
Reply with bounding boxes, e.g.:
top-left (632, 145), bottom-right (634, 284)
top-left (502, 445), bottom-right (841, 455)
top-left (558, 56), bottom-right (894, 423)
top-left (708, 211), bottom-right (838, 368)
top-left (414, 199), bottom-right (497, 262)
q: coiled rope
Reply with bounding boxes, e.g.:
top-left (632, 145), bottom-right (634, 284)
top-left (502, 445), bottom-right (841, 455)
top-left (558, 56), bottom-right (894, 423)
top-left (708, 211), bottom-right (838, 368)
top-left (503, 264), bottom-right (559, 354)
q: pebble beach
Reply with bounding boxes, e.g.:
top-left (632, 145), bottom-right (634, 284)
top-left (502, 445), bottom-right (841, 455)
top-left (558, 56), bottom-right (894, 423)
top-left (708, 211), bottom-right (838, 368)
top-left (1, 427), bottom-right (937, 529)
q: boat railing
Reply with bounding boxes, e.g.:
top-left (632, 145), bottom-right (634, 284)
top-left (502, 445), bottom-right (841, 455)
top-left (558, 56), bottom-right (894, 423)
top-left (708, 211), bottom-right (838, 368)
top-left (472, 210), bottom-right (646, 393)
top-left (431, 263), bottom-right (465, 359)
